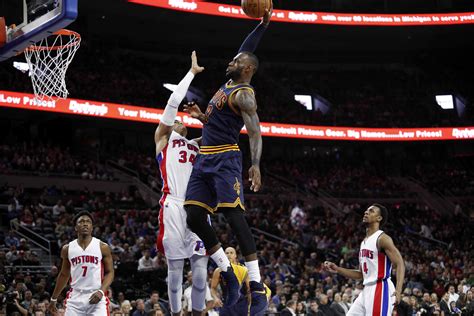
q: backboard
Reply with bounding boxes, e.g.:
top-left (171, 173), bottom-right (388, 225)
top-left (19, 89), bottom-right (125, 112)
top-left (0, 0), bottom-right (78, 62)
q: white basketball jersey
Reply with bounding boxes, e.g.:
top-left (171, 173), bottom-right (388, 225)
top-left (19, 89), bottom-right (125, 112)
top-left (68, 237), bottom-right (103, 290)
top-left (156, 131), bottom-right (199, 199)
top-left (359, 230), bottom-right (392, 285)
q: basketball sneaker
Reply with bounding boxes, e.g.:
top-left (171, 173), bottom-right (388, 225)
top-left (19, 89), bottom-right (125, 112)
top-left (220, 266), bottom-right (240, 307)
top-left (249, 281), bottom-right (268, 315)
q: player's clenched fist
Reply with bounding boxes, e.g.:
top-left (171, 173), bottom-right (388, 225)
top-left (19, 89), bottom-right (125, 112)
top-left (324, 261), bottom-right (338, 273)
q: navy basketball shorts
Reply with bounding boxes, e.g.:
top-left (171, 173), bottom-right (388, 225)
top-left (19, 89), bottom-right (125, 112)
top-left (185, 149), bottom-right (245, 213)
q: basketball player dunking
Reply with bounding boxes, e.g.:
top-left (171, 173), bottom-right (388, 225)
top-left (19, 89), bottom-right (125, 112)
top-left (183, 4), bottom-right (272, 315)
top-left (324, 204), bottom-right (406, 316)
top-left (154, 51), bottom-right (210, 316)
top-left (49, 211), bottom-right (114, 316)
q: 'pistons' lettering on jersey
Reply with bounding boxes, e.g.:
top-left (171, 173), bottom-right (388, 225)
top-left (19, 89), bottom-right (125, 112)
top-left (359, 249), bottom-right (374, 259)
top-left (171, 139), bottom-right (199, 153)
top-left (70, 255), bottom-right (99, 266)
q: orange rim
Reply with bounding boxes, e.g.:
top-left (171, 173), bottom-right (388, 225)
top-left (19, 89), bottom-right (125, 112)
top-left (0, 17), bottom-right (6, 48)
top-left (24, 29), bottom-right (81, 52)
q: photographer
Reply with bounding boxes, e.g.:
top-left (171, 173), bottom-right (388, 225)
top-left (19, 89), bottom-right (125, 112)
top-left (5, 291), bottom-right (28, 316)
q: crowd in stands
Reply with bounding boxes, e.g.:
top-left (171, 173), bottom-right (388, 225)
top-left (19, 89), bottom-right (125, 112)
top-left (1, 176), bottom-right (472, 315)
top-left (1, 42), bottom-right (472, 128)
top-left (0, 142), bottom-right (114, 180)
top-left (0, 138), bottom-right (473, 315)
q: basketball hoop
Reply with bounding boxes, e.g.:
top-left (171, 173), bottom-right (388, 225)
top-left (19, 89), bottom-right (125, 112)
top-left (24, 29), bottom-right (81, 100)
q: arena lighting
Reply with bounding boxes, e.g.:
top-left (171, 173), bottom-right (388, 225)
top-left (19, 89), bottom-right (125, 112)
top-left (1, 90), bottom-right (473, 141)
top-left (435, 95), bottom-right (454, 109)
top-left (294, 95), bottom-right (312, 110)
top-left (128, 0), bottom-right (474, 26)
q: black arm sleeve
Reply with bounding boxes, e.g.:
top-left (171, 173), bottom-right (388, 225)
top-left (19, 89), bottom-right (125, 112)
top-left (238, 23), bottom-right (268, 54)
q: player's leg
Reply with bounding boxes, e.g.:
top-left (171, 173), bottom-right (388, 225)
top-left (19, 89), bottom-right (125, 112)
top-left (184, 168), bottom-right (240, 307)
top-left (167, 258), bottom-right (185, 316)
top-left (346, 288), bottom-right (366, 316)
top-left (189, 254), bottom-right (209, 316)
top-left (213, 154), bottom-right (267, 315)
top-left (365, 280), bottom-right (393, 316)
top-left (64, 290), bottom-right (86, 316)
top-left (383, 280), bottom-right (396, 316)
top-left (361, 281), bottom-right (390, 316)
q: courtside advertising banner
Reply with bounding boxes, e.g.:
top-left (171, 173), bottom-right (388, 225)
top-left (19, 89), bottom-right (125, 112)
top-left (1, 90), bottom-right (473, 141)
top-left (128, 0), bottom-right (474, 26)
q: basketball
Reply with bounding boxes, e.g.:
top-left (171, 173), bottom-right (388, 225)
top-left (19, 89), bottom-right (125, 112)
top-left (241, 0), bottom-right (271, 18)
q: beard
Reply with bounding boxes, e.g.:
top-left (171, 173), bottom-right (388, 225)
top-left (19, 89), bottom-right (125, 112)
top-left (226, 68), bottom-right (242, 81)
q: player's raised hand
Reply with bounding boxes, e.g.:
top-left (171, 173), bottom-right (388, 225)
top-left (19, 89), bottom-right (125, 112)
top-left (88, 290), bottom-right (103, 304)
top-left (324, 261), bottom-right (338, 273)
top-left (190, 51), bottom-right (205, 75)
top-left (262, 2), bottom-right (273, 26)
top-left (183, 101), bottom-right (203, 118)
top-left (248, 165), bottom-right (261, 192)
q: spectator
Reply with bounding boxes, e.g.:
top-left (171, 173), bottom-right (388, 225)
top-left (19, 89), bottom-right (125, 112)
top-left (137, 250), bottom-right (154, 272)
top-left (330, 293), bottom-right (346, 316)
top-left (52, 200), bottom-right (65, 218)
top-left (280, 299), bottom-right (297, 316)
top-left (448, 285), bottom-right (459, 304)
top-left (144, 291), bottom-right (168, 315)
top-left (132, 299), bottom-right (146, 316)
top-left (5, 231), bottom-right (20, 248)
top-left (21, 290), bottom-right (34, 311)
top-left (121, 300), bottom-right (132, 315)
top-left (318, 294), bottom-right (335, 316)
top-left (307, 300), bottom-right (323, 316)
top-left (440, 293), bottom-right (451, 315)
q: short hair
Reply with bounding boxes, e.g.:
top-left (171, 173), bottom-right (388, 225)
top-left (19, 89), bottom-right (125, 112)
top-left (372, 203), bottom-right (388, 227)
top-left (286, 299), bottom-right (296, 308)
top-left (73, 211), bottom-right (94, 225)
top-left (240, 51), bottom-right (259, 74)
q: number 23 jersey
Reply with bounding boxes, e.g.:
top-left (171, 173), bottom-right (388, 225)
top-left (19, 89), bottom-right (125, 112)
top-left (157, 131), bottom-right (199, 199)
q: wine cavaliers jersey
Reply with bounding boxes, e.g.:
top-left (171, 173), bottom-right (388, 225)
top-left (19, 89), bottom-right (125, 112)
top-left (202, 80), bottom-right (254, 147)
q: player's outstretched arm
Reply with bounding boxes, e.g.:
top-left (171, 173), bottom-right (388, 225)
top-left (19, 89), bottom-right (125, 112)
top-left (155, 51), bottom-right (204, 155)
top-left (379, 234), bottom-right (405, 306)
top-left (88, 242), bottom-right (115, 305)
top-left (324, 261), bottom-right (363, 280)
top-left (234, 89), bottom-right (262, 192)
top-left (49, 245), bottom-right (71, 315)
top-left (238, 2), bottom-right (273, 54)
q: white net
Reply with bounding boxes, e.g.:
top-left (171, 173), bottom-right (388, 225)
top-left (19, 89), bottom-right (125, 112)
top-left (24, 29), bottom-right (81, 100)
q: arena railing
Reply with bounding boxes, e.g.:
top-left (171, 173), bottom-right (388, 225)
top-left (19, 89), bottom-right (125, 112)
top-left (10, 219), bottom-right (53, 266)
top-left (250, 227), bottom-right (298, 247)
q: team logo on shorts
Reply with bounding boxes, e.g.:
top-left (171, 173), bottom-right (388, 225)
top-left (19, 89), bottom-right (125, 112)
top-left (233, 177), bottom-right (241, 196)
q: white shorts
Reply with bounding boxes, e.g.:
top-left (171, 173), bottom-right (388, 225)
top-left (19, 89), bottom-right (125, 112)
top-left (347, 279), bottom-right (395, 316)
top-left (156, 194), bottom-right (207, 260)
top-left (64, 289), bottom-right (110, 316)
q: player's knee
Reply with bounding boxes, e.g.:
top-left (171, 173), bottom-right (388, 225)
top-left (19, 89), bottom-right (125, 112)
top-left (185, 205), bottom-right (208, 230)
top-left (192, 268), bottom-right (207, 292)
top-left (222, 208), bottom-right (256, 256)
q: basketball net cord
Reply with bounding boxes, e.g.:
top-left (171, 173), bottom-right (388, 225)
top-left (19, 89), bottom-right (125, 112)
top-left (24, 30), bottom-right (81, 100)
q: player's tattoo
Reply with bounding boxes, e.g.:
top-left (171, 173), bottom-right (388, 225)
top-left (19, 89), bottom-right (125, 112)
top-left (235, 90), bottom-right (262, 167)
